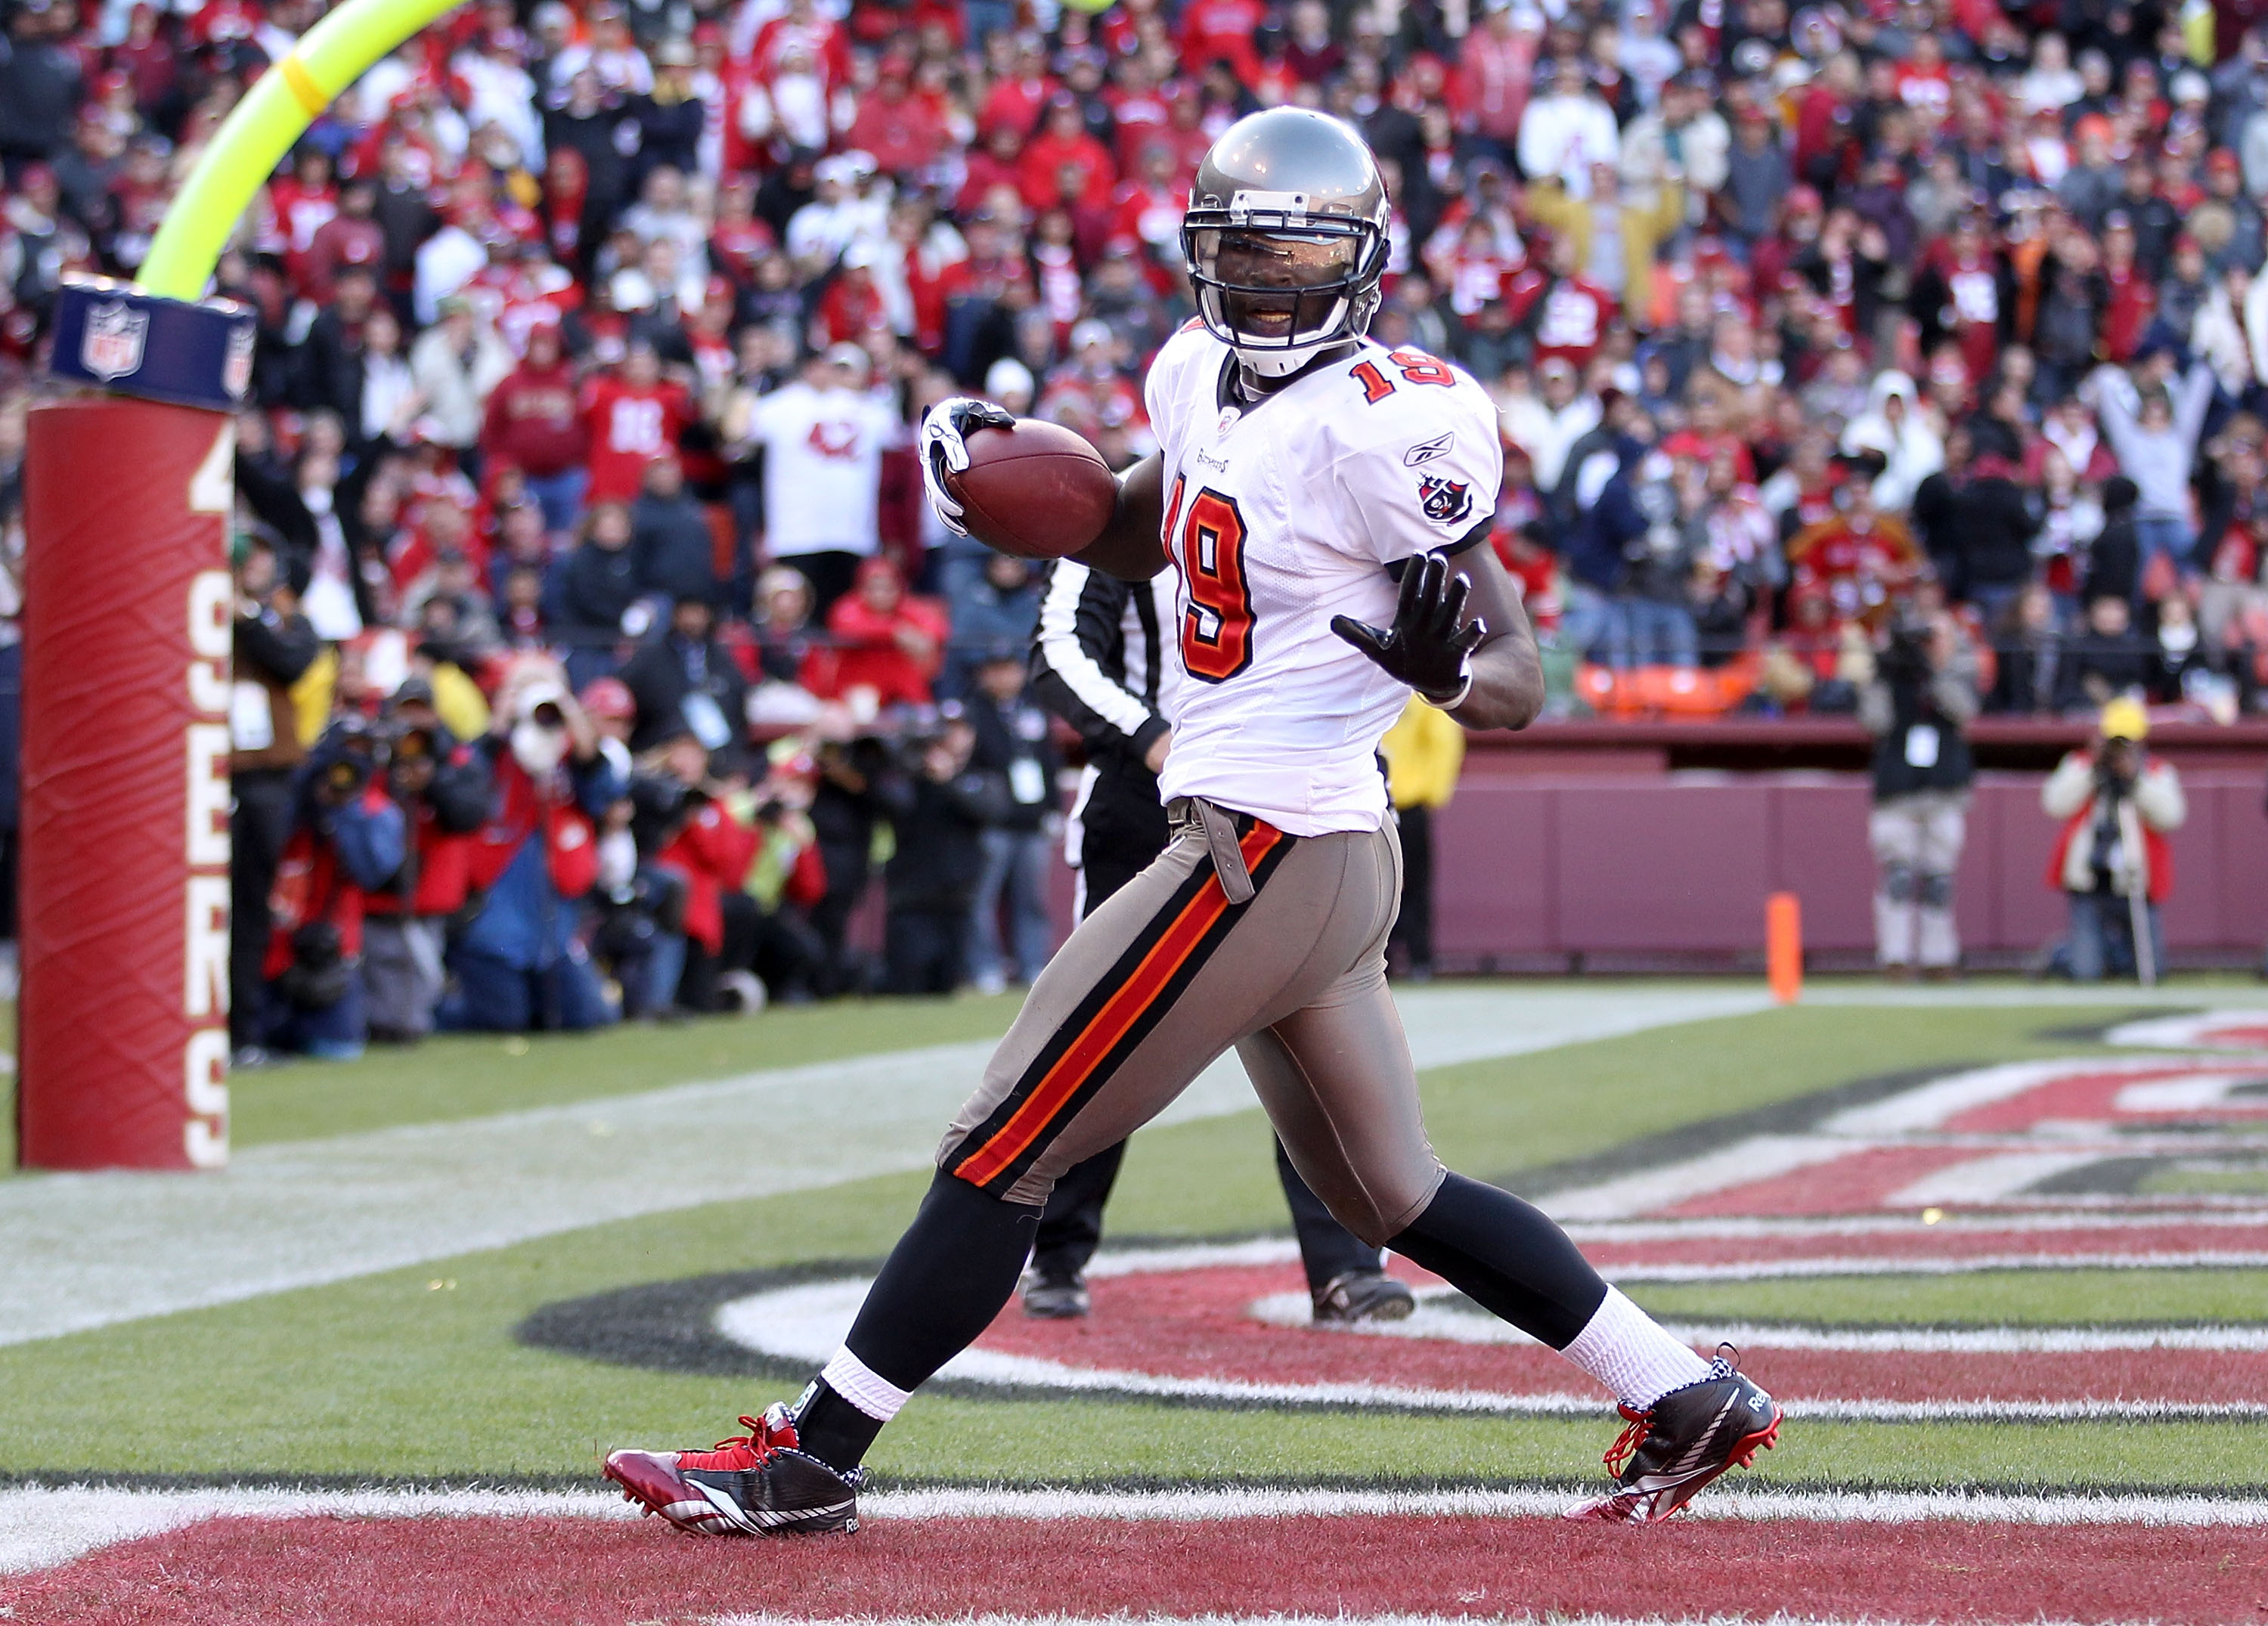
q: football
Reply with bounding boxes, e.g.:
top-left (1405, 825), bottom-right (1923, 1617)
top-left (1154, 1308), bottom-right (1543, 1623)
top-left (945, 418), bottom-right (1118, 559)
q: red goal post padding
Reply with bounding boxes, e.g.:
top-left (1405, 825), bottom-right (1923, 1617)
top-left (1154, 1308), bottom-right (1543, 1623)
top-left (19, 396), bottom-right (234, 1169)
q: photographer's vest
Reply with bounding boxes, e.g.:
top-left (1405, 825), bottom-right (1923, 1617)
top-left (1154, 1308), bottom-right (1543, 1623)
top-left (1870, 677), bottom-right (1975, 801)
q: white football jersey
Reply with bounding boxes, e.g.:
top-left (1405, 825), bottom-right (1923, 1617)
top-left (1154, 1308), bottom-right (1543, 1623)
top-left (1145, 323), bottom-right (1502, 835)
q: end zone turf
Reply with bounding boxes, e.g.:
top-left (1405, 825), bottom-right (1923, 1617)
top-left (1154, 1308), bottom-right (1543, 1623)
top-left (5, 1485), bottom-right (2266, 1625)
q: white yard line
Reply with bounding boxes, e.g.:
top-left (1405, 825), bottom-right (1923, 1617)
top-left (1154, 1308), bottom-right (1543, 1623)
top-left (0, 986), bottom-right (1769, 1348)
top-left (1247, 1291), bottom-right (2268, 1353)
top-left (6, 1481), bottom-right (2267, 1578)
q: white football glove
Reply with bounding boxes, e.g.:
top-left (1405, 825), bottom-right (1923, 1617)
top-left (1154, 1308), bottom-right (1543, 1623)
top-left (919, 396), bottom-right (1016, 537)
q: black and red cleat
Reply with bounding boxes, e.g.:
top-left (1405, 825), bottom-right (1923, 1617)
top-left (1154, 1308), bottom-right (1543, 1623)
top-left (1563, 1347), bottom-right (1782, 1525)
top-left (604, 1402), bottom-right (863, 1535)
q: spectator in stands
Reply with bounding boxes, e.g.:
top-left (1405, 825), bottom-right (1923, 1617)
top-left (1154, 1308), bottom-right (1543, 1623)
top-left (2043, 699), bottom-right (2187, 981)
top-left (1861, 610), bottom-right (1980, 980)
top-left (410, 296), bottom-right (513, 475)
top-left (942, 551), bottom-right (1042, 698)
top-left (482, 321), bottom-right (588, 533)
top-left (2059, 594), bottom-right (2155, 713)
top-left (2094, 353), bottom-right (2218, 581)
top-left (631, 454), bottom-right (717, 605)
top-left (265, 717), bottom-right (408, 1060)
top-left (555, 501), bottom-right (643, 685)
top-left (824, 556), bottom-right (947, 708)
top-left (962, 643), bottom-right (1060, 994)
top-left (447, 674), bottom-right (622, 1031)
top-left (736, 342), bottom-right (902, 614)
top-left (582, 339), bottom-right (696, 506)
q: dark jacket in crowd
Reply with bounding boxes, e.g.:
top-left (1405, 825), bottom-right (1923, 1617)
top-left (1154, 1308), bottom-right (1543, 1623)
top-left (631, 489), bottom-right (717, 604)
top-left (2057, 625), bottom-right (2154, 711)
top-left (965, 686), bottom-right (1062, 835)
top-left (876, 757), bottom-right (1005, 912)
top-left (1950, 472), bottom-right (2038, 599)
top-left (553, 537), bottom-right (641, 642)
top-left (0, 26), bottom-right (81, 161)
top-left (618, 629), bottom-right (751, 754)
top-left (2084, 479), bottom-right (2143, 604)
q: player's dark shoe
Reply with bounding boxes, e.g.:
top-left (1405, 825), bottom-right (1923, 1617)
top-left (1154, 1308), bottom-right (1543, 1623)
top-left (1312, 1269), bottom-right (1418, 1324)
top-left (604, 1403), bottom-right (862, 1535)
top-left (1563, 1348), bottom-right (1780, 1525)
top-left (1021, 1270), bottom-right (1091, 1318)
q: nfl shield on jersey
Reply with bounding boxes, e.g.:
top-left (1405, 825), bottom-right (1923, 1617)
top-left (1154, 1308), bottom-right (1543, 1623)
top-left (1143, 324), bottom-right (1501, 837)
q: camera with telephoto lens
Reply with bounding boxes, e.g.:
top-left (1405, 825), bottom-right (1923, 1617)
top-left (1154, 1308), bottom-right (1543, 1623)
top-left (311, 714), bottom-right (386, 800)
top-left (1876, 616), bottom-right (1932, 682)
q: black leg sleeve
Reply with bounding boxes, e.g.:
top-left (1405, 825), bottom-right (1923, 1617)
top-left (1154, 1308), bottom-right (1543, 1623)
top-left (796, 1169), bottom-right (1042, 1473)
top-left (1385, 1172), bottom-right (1609, 1350)
top-left (847, 1168), bottom-right (1040, 1390)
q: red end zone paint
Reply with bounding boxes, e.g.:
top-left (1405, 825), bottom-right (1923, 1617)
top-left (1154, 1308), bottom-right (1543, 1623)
top-left (970, 1265), bottom-right (2268, 1408)
top-left (5, 1513), bottom-right (2261, 1625)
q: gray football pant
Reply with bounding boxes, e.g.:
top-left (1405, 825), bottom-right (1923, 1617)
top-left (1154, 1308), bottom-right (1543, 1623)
top-left (937, 799), bottom-right (1447, 1246)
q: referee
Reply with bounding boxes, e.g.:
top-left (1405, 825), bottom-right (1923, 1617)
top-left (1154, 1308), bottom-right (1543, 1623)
top-left (1023, 557), bottom-right (1417, 1325)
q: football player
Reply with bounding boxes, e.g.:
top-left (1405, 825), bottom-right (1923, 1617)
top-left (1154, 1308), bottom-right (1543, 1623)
top-left (604, 108), bottom-right (1779, 1535)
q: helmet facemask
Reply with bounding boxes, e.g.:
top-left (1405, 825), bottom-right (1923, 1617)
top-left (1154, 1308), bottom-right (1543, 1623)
top-left (1183, 194), bottom-right (1386, 379)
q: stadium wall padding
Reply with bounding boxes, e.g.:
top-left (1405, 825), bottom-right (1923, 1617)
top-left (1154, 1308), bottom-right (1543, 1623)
top-left (1430, 773), bottom-right (2268, 967)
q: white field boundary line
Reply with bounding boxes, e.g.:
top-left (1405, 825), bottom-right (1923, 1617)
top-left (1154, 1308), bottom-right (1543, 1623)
top-left (8, 1482), bottom-right (2268, 1578)
top-left (0, 986), bottom-right (1771, 1350)
top-left (1600, 1250), bottom-right (2268, 1281)
top-left (713, 1281), bottom-right (2268, 1423)
top-left (1560, 1209), bottom-right (2268, 1240)
top-left (1246, 1291), bottom-right (2268, 1352)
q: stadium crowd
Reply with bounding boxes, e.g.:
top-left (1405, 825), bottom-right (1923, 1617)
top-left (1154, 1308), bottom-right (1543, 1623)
top-left (0, 0), bottom-right (2265, 1048)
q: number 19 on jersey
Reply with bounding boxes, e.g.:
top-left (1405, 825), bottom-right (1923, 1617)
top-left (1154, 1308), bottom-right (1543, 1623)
top-left (1164, 473), bottom-right (1255, 683)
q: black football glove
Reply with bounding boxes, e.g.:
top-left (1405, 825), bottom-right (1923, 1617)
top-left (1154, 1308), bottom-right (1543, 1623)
top-left (1330, 551), bottom-right (1487, 707)
top-left (919, 397), bottom-right (1018, 536)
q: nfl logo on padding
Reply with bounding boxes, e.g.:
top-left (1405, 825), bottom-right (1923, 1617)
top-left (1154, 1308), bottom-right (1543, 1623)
top-left (223, 322), bottom-right (255, 401)
top-left (81, 300), bottom-right (149, 382)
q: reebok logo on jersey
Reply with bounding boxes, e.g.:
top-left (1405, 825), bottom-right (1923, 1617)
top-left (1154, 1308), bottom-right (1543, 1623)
top-left (1418, 473), bottom-right (1473, 525)
top-left (1403, 432), bottom-right (1454, 467)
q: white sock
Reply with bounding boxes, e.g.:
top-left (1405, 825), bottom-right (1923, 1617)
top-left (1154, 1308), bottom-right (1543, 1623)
top-left (1559, 1288), bottom-right (1711, 1409)
top-left (816, 1346), bottom-right (911, 1423)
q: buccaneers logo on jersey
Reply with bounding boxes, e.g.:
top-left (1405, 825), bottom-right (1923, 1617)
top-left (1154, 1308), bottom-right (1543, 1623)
top-left (1418, 473), bottom-right (1473, 525)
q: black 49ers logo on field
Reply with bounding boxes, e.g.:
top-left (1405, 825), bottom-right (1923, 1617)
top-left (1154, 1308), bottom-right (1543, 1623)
top-left (1165, 474), bottom-right (1253, 683)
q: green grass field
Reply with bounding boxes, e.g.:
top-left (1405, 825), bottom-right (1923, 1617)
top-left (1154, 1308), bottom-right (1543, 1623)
top-left (8, 986), bottom-right (2266, 1496)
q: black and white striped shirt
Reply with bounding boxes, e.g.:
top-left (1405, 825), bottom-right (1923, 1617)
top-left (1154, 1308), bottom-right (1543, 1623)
top-left (1028, 559), bottom-right (1177, 767)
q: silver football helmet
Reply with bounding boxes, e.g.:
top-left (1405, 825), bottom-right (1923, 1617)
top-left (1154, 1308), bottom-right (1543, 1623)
top-left (1181, 107), bottom-right (1391, 380)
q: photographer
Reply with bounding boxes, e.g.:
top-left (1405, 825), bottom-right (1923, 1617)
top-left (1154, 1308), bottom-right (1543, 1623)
top-left (2043, 698), bottom-right (2188, 983)
top-left (875, 708), bottom-right (1007, 995)
top-left (962, 641), bottom-right (1061, 995)
top-left (361, 681), bottom-right (492, 1043)
top-left (446, 673), bottom-right (624, 1031)
top-left (644, 733), bottom-right (762, 1014)
top-left (807, 718), bottom-right (893, 996)
top-left (231, 537), bottom-right (321, 1067)
top-left (1859, 603), bottom-right (1980, 978)
top-left (262, 717), bottom-right (408, 1060)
